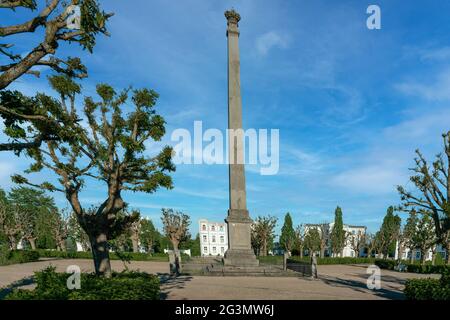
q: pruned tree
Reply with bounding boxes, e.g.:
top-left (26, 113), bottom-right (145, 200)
top-left (251, 215), bottom-right (277, 256)
top-left (330, 206), bottom-right (345, 257)
top-left (293, 224), bottom-right (305, 257)
top-left (397, 132), bottom-right (450, 264)
top-left (375, 206), bottom-right (401, 259)
top-left (11, 76), bottom-right (175, 276)
top-left (0, 0), bottom-right (112, 153)
top-left (129, 212), bottom-right (141, 253)
top-left (348, 229), bottom-right (365, 258)
top-left (139, 218), bottom-right (157, 254)
top-left (49, 208), bottom-right (69, 251)
top-left (0, 0), bottom-right (111, 89)
top-left (403, 211), bottom-right (419, 263)
top-left (318, 223), bottom-right (329, 258)
top-left (68, 211), bottom-right (89, 251)
top-left (304, 227), bottom-right (321, 255)
top-left (0, 191), bottom-right (21, 249)
top-left (279, 212), bottom-right (295, 254)
top-left (404, 211), bottom-right (436, 265)
top-left (365, 232), bottom-right (377, 258)
top-left (161, 208), bottom-right (190, 257)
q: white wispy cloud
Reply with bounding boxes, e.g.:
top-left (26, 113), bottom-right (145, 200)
top-left (395, 68), bottom-right (450, 101)
top-left (255, 31), bottom-right (289, 56)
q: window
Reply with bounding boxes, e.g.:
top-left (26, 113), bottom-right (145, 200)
top-left (203, 247), bottom-right (208, 253)
top-left (202, 224), bottom-right (206, 231)
top-left (211, 225), bottom-right (215, 231)
top-left (221, 247), bottom-right (225, 254)
top-left (219, 226), bottom-right (224, 232)
top-left (212, 247), bottom-right (217, 254)
top-left (220, 236), bottom-right (224, 243)
top-left (203, 235), bottom-right (207, 242)
top-left (212, 236), bottom-right (216, 243)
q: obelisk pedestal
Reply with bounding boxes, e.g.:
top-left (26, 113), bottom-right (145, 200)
top-left (223, 9), bottom-right (259, 267)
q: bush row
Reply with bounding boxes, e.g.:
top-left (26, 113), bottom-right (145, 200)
top-left (375, 259), bottom-right (450, 274)
top-left (35, 249), bottom-right (169, 262)
top-left (258, 255), bottom-right (376, 265)
top-left (5, 266), bottom-right (160, 300)
top-left (404, 269), bottom-right (450, 300)
top-left (0, 247), bottom-right (40, 266)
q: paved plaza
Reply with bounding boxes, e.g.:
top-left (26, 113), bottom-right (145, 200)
top-left (0, 259), bottom-right (439, 300)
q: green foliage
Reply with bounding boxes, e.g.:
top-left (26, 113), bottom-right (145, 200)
top-left (304, 227), bottom-right (321, 253)
top-left (376, 206), bottom-right (401, 257)
top-left (279, 213), bottom-right (295, 252)
top-left (252, 215), bottom-right (277, 256)
top-left (375, 259), bottom-right (450, 274)
top-left (0, 242), bottom-right (9, 265)
top-left (258, 255), bottom-right (376, 265)
top-left (5, 267), bottom-right (160, 300)
top-left (139, 218), bottom-right (158, 253)
top-left (0, 249), bottom-right (40, 266)
top-left (34, 249), bottom-right (169, 262)
top-left (404, 269), bottom-right (450, 300)
top-left (330, 206), bottom-right (345, 256)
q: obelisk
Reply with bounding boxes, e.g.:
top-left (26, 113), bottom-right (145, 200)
top-left (223, 9), bottom-right (259, 267)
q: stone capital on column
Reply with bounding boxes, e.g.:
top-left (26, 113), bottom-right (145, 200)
top-left (225, 9), bottom-right (241, 37)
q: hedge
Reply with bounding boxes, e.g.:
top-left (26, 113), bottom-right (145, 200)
top-left (35, 249), bottom-right (169, 262)
top-left (0, 247), bottom-right (40, 266)
top-left (5, 266), bottom-right (160, 300)
top-left (404, 269), bottom-right (450, 300)
top-left (375, 259), bottom-right (450, 274)
top-left (258, 255), bottom-right (376, 265)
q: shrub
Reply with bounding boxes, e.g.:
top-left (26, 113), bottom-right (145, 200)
top-left (34, 249), bottom-right (169, 262)
top-left (375, 259), bottom-right (450, 274)
top-left (0, 249), bottom-right (40, 266)
top-left (0, 242), bottom-right (9, 265)
top-left (404, 269), bottom-right (450, 300)
top-left (258, 256), bottom-right (375, 265)
top-left (5, 266), bottom-right (160, 300)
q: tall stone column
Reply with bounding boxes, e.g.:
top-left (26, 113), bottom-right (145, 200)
top-left (223, 9), bottom-right (259, 267)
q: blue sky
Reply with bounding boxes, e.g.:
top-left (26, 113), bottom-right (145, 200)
top-left (2, 0), bottom-right (450, 237)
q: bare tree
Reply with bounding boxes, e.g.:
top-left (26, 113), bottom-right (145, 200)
top-left (50, 209), bottom-right (69, 251)
top-left (161, 209), bottom-right (190, 257)
top-left (397, 132), bottom-right (450, 264)
top-left (252, 215), bottom-right (277, 256)
top-left (129, 214), bottom-right (141, 253)
top-left (318, 224), bottom-right (329, 258)
top-left (348, 230), bottom-right (365, 258)
top-left (294, 224), bottom-right (305, 258)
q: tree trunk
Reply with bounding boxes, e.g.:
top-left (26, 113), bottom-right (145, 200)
top-left (446, 242), bottom-right (450, 265)
top-left (8, 236), bottom-right (17, 250)
top-left (28, 238), bottom-right (36, 250)
top-left (59, 239), bottom-right (66, 252)
top-left (90, 233), bottom-right (112, 278)
top-left (420, 249), bottom-right (426, 265)
top-left (131, 237), bottom-right (139, 253)
top-left (261, 239), bottom-right (267, 257)
top-left (300, 246), bottom-right (304, 258)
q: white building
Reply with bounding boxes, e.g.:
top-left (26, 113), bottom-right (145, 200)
top-left (304, 223), bottom-right (366, 257)
top-left (395, 241), bottom-right (447, 262)
top-left (199, 219), bottom-right (228, 257)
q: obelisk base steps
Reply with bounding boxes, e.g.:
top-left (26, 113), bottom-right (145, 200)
top-left (224, 210), bottom-right (259, 267)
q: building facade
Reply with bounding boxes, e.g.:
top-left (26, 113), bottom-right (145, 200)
top-left (199, 219), bottom-right (228, 257)
top-left (304, 223), bottom-right (367, 257)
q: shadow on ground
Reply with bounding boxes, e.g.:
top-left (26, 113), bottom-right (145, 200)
top-left (0, 276), bottom-right (35, 300)
top-left (158, 273), bottom-right (193, 300)
top-left (320, 274), bottom-right (405, 300)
